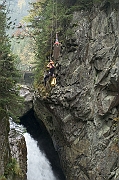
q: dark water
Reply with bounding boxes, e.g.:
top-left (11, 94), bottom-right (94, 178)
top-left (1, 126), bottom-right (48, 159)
top-left (20, 108), bottom-right (66, 180)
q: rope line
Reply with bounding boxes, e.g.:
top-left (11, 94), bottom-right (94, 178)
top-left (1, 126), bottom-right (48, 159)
top-left (50, 0), bottom-right (55, 59)
top-left (55, 0), bottom-right (58, 33)
top-left (55, 0), bottom-right (58, 42)
top-left (50, 0), bottom-right (59, 59)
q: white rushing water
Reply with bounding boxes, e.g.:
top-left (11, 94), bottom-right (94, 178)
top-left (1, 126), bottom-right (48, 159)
top-left (10, 120), bottom-right (57, 180)
top-left (24, 133), bottom-right (57, 180)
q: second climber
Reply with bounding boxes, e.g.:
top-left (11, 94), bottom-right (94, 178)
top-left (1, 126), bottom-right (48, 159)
top-left (44, 60), bottom-right (55, 86)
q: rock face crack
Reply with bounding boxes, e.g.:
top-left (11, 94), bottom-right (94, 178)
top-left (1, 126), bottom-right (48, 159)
top-left (78, 164), bottom-right (90, 180)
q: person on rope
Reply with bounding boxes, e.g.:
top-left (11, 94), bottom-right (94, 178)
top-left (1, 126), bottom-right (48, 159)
top-left (54, 33), bottom-right (60, 45)
top-left (53, 33), bottom-right (61, 60)
top-left (44, 60), bottom-right (55, 86)
top-left (54, 36), bottom-right (59, 45)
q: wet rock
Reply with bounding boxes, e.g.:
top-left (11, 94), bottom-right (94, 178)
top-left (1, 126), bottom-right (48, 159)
top-left (0, 117), bottom-right (10, 176)
top-left (9, 128), bottom-right (27, 180)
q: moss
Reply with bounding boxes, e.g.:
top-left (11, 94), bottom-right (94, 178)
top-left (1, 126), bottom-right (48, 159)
top-left (4, 158), bottom-right (23, 178)
top-left (37, 80), bottom-right (53, 98)
top-left (0, 176), bottom-right (7, 180)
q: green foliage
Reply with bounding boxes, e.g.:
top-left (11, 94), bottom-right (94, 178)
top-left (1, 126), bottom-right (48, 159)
top-left (59, 0), bottom-right (119, 10)
top-left (0, 176), bottom-right (6, 180)
top-left (27, 0), bottom-right (119, 88)
top-left (11, 37), bottom-right (35, 71)
top-left (27, 0), bottom-right (56, 84)
top-left (58, 0), bottom-right (93, 10)
top-left (4, 158), bottom-right (22, 178)
top-left (0, 2), bottom-right (23, 120)
top-left (26, 0), bottom-right (71, 86)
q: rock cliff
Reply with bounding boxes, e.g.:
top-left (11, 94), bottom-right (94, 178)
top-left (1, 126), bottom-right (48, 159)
top-left (0, 117), bottom-right (10, 178)
top-left (34, 1), bottom-right (119, 180)
top-left (0, 86), bottom-right (31, 180)
top-left (9, 123), bottom-right (27, 180)
top-left (0, 117), bottom-right (27, 180)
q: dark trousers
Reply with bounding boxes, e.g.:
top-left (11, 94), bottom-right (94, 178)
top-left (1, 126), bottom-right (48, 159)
top-left (44, 72), bottom-right (54, 86)
top-left (44, 67), bottom-right (55, 86)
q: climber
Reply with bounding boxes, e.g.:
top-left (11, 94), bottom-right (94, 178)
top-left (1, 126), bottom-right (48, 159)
top-left (44, 60), bottom-right (55, 86)
top-left (53, 33), bottom-right (61, 60)
top-left (54, 36), bottom-right (59, 45)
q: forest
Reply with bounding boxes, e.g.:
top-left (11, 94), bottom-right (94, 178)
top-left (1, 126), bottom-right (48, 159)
top-left (0, 1), bottom-right (23, 121)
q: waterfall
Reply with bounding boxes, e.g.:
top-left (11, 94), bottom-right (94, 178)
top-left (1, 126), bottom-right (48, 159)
top-left (9, 120), bottom-right (58, 180)
top-left (9, 109), bottom-right (66, 180)
top-left (24, 133), bottom-right (57, 180)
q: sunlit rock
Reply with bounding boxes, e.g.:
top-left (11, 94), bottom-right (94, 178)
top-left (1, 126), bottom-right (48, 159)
top-left (19, 85), bottom-right (34, 116)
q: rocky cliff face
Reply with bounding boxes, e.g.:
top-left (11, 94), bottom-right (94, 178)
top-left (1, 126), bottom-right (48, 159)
top-left (0, 117), bottom-right (10, 177)
top-left (0, 86), bottom-right (30, 180)
top-left (34, 2), bottom-right (119, 180)
top-left (0, 117), bottom-right (27, 180)
top-left (9, 125), bottom-right (27, 180)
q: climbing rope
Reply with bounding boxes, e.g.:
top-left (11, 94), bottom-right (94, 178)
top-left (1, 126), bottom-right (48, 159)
top-left (55, 0), bottom-right (58, 33)
top-left (44, 0), bottom-right (60, 87)
top-left (50, 0), bottom-right (55, 60)
top-left (55, 0), bottom-right (59, 43)
top-left (49, 0), bottom-right (61, 61)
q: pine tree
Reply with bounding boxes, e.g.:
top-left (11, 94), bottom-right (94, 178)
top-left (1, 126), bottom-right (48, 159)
top-left (0, 3), bottom-right (23, 120)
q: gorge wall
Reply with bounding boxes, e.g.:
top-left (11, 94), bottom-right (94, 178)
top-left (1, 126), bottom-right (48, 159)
top-left (34, 1), bottom-right (119, 180)
top-left (0, 117), bottom-right (27, 180)
top-left (0, 85), bottom-right (31, 180)
top-left (0, 117), bottom-right (10, 178)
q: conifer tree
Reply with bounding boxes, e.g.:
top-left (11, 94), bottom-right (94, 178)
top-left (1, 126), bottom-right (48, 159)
top-left (0, 2), bottom-right (22, 120)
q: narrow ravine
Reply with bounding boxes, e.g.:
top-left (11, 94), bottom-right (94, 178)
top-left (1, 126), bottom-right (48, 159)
top-left (20, 109), bottom-right (66, 180)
